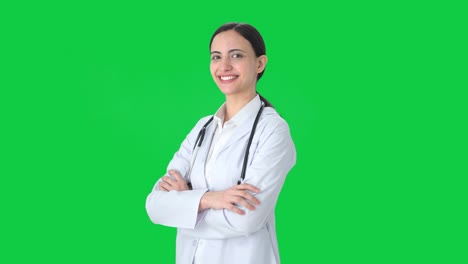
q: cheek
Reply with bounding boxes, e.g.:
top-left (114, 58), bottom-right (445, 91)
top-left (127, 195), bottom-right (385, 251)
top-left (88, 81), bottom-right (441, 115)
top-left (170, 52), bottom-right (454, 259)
top-left (210, 64), bottom-right (216, 76)
top-left (240, 63), bottom-right (257, 79)
top-left (239, 60), bottom-right (256, 74)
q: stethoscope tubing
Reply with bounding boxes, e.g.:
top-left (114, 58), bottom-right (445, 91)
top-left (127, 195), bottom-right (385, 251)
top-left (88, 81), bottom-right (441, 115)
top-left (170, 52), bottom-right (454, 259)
top-left (187, 101), bottom-right (265, 188)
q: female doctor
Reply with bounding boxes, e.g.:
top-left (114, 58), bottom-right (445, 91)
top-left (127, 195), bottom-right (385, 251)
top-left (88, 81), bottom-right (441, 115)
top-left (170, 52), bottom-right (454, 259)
top-left (146, 22), bottom-right (296, 264)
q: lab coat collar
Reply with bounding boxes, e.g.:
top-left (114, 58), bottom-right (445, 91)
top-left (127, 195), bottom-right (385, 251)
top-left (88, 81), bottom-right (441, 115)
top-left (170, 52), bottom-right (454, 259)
top-left (230, 95), bottom-right (261, 127)
top-left (212, 94), bottom-right (261, 129)
top-left (213, 95), bottom-right (263, 157)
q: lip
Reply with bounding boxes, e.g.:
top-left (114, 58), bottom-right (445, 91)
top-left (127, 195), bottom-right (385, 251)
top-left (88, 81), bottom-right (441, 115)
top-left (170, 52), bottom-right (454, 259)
top-left (218, 75), bottom-right (239, 83)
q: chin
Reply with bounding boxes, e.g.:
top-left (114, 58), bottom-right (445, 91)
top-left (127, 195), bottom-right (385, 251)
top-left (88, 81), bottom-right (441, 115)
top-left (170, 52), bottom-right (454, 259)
top-left (218, 89), bottom-right (236, 96)
top-left (217, 85), bottom-right (237, 95)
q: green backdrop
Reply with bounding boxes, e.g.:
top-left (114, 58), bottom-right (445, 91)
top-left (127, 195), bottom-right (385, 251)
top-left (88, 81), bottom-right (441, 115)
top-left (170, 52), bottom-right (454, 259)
top-left (2, 1), bottom-right (466, 263)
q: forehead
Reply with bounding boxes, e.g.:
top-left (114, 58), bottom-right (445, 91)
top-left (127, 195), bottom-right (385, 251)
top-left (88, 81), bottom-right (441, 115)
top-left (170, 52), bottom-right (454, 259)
top-left (210, 30), bottom-right (254, 53)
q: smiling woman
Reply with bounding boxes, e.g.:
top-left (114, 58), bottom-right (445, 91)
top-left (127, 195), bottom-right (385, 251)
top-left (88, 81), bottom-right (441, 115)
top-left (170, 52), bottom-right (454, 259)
top-left (145, 22), bottom-right (296, 264)
top-left (209, 30), bottom-right (266, 104)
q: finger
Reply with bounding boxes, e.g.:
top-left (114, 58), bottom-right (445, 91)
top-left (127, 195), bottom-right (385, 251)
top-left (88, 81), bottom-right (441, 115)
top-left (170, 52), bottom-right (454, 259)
top-left (159, 182), bottom-right (170, 191)
top-left (169, 170), bottom-right (185, 182)
top-left (239, 191), bottom-right (261, 205)
top-left (230, 189), bottom-right (261, 206)
top-left (162, 176), bottom-right (176, 185)
top-left (174, 181), bottom-right (189, 191)
top-left (236, 183), bottom-right (260, 193)
top-left (228, 204), bottom-right (245, 215)
top-left (233, 197), bottom-right (256, 211)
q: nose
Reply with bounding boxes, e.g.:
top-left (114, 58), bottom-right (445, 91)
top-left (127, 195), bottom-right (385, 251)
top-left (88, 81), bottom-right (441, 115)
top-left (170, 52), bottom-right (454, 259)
top-left (220, 57), bottom-right (233, 71)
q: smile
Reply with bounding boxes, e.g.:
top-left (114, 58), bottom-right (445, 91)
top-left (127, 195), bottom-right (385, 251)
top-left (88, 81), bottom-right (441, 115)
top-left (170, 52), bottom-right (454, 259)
top-left (220, 75), bottom-right (238, 81)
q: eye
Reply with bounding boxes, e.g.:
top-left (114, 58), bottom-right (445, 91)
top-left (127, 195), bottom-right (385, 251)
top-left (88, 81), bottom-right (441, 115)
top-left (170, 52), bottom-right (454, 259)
top-left (232, 53), bottom-right (243, 58)
top-left (211, 55), bottom-right (221, 60)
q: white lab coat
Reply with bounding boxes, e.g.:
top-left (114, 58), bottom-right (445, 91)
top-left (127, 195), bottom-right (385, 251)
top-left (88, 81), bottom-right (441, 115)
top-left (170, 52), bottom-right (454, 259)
top-left (146, 101), bottom-right (296, 264)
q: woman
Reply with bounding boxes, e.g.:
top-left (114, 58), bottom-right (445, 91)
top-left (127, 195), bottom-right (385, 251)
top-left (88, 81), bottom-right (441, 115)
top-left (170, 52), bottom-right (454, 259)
top-left (146, 22), bottom-right (296, 264)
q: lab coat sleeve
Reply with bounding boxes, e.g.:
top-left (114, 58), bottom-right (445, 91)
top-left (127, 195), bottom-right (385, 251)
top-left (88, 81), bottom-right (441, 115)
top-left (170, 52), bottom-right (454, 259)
top-left (183, 118), bottom-right (296, 239)
top-left (145, 118), bottom-right (210, 229)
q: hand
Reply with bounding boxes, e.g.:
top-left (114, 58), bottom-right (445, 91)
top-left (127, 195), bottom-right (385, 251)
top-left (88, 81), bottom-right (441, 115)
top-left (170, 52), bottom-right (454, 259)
top-left (200, 184), bottom-right (261, 215)
top-left (159, 170), bottom-right (189, 192)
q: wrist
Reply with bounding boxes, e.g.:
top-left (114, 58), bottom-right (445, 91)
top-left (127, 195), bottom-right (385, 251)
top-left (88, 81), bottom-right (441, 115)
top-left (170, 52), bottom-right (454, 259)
top-left (199, 191), bottom-right (211, 212)
top-left (200, 190), bottom-right (219, 212)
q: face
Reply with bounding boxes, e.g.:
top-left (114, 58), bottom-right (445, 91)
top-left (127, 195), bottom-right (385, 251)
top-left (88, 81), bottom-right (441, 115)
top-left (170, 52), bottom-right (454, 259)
top-left (210, 30), bottom-right (266, 97)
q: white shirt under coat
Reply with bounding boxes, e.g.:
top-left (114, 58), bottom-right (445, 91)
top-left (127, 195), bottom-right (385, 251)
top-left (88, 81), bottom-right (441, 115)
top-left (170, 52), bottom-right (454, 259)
top-left (146, 95), bottom-right (296, 264)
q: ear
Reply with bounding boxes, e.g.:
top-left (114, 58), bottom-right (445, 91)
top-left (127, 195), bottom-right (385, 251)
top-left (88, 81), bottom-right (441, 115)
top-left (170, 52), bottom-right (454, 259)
top-left (256, 55), bottom-right (268, 74)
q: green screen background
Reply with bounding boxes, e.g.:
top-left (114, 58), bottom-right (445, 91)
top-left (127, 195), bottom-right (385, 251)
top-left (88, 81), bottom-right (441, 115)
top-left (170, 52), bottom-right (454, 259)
top-left (2, 1), bottom-right (466, 263)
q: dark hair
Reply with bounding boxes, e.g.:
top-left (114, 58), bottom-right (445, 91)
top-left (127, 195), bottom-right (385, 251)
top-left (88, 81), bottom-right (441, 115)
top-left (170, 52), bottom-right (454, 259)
top-left (209, 22), bottom-right (273, 108)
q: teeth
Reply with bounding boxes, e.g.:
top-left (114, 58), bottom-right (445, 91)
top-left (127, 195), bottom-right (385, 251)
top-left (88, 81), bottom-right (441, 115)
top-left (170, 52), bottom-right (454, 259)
top-left (220, 76), bottom-right (236, 81)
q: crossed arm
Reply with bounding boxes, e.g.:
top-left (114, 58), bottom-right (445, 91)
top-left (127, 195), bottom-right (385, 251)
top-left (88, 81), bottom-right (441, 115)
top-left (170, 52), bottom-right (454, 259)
top-left (159, 170), bottom-right (261, 215)
top-left (146, 119), bottom-right (295, 237)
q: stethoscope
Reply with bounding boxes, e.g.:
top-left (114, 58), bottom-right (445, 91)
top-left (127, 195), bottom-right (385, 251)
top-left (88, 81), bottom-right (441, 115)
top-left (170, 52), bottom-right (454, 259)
top-left (186, 101), bottom-right (265, 189)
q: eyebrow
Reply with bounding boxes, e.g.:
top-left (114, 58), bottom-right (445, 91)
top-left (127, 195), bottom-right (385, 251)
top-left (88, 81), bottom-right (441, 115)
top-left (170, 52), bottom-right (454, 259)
top-left (210, 49), bottom-right (246, 54)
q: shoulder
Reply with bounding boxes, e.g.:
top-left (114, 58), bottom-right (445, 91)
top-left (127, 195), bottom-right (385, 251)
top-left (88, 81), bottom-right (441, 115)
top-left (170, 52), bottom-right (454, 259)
top-left (259, 107), bottom-right (291, 134)
top-left (255, 107), bottom-right (296, 154)
top-left (194, 115), bottom-right (214, 128)
top-left (186, 115), bottom-right (214, 135)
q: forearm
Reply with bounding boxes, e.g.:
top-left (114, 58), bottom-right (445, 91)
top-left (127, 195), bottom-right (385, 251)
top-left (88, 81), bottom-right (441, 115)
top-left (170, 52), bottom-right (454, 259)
top-left (198, 192), bottom-right (210, 212)
top-left (198, 191), bottom-right (219, 212)
top-left (146, 188), bottom-right (208, 229)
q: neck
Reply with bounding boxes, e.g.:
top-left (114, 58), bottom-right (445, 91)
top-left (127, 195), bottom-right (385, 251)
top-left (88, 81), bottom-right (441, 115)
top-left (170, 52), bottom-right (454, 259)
top-left (224, 90), bottom-right (257, 122)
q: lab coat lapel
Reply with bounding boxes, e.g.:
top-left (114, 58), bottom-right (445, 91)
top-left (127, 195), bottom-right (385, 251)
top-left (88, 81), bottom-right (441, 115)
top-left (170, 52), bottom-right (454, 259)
top-left (215, 117), bottom-right (254, 158)
top-left (215, 107), bottom-right (276, 158)
top-left (191, 121), bottom-right (216, 189)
